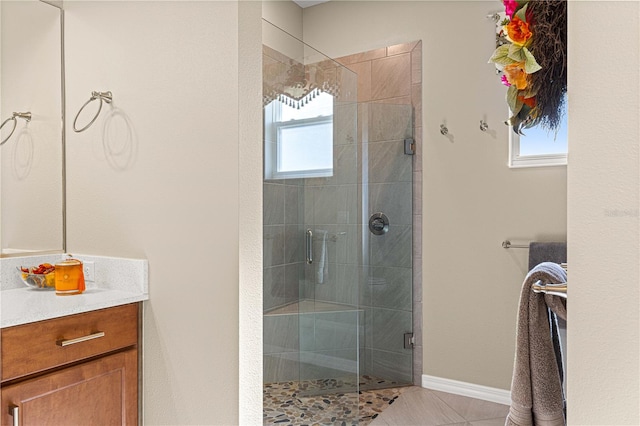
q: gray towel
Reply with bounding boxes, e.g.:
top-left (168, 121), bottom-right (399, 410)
top-left (528, 242), bottom-right (567, 394)
top-left (506, 262), bottom-right (567, 426)
top-left (528, 242), bottom-right (566, 271)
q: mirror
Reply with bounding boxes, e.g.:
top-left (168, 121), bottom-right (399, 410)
top-left (0, 0), bottom-right (65, 257)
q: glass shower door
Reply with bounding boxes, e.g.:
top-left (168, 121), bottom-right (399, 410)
top-left (297, 92), bottom-right (360, 395)
top-left (262, 18), bottom-right (360, 422)
top-left (360, 102), bottom-right (414, 389)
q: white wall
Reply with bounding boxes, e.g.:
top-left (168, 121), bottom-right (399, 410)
top-left (302, 1), bottom-right (567, 390)
top-left (64, 2), bottom-right (240, 423)
top-left (239, 1), bottom-right (264, 424)
top-left (567, 1), bottom-right (639, 423)
top-left (263, 0), bottom-right (303, 39)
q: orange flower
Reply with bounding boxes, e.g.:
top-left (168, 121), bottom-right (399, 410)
top-left (505, 16), bottom-right (532, 46)
top-left (504, 62), bottom-right (528, 90)
top-left (518, 95), bottom-right (536, 108)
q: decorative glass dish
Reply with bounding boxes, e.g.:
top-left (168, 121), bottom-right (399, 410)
top-left (17, 264), bottom-right (56, 290)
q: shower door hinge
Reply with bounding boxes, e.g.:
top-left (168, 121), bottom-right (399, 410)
top-left (404, 332), bottom-right (415, 349)
top-left (404, 138), bottom-right (415, 155)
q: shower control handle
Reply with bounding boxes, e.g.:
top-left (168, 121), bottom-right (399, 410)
top-left (369, 212), bottom-right (390, 235)
top-left (306, 229), bottom-right (313, 264)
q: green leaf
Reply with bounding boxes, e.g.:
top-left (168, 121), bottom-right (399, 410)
top-left (506, 85), bottom-right (523, 116)
top-left (515, 3), bottom-right (528, 22)
top-left (522, 84), bottom-right (538, 99)
top-left (488, 45), bottom-right (515, 66)
top-left (518, 104), bottom-right (532, 120)
top-left (522, 48), bottom-right (542, 73)
top-left (508, 44), bottom-right (526, 62)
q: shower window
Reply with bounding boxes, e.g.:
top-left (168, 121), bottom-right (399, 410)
top-left (264, 92), bottom-right (334, 179)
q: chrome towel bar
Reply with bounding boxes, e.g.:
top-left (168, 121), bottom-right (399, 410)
top-left (502, 240), bottom-right (529, 249)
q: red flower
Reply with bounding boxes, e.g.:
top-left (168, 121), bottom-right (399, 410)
top-left (518, 96), bottom-right (536, 108)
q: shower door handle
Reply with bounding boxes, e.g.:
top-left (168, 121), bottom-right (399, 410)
top-left (306, 229), bottom-right (313, 264)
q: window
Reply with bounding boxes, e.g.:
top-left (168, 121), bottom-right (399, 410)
top-left (509, 95), bottom-right (568, 168)
top-left (264, 92), bottom-right (334, 180)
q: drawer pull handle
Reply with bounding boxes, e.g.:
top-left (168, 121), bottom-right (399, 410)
top-left (9, 405), bottom-right (19, 426)
top-left (56, 331), bottom-right (105, 347)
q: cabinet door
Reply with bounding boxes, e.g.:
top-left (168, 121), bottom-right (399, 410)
top-left (1, 350), bottom-right (137, 426)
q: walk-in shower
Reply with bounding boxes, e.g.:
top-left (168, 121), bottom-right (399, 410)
top-left (262, 19), bottom-right (419, 423)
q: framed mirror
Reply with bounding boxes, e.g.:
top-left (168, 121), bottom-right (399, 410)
top-left (0, 0), bottom-right (65, 257)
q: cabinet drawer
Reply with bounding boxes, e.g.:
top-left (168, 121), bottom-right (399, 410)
top-left (1, 303), bottom-right (138, 383)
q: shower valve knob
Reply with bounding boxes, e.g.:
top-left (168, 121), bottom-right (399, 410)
top-left (369, 212), bottom-right (390, 235)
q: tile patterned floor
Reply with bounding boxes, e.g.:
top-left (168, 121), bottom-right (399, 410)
top-left (263, 377), bottom-right (408, 425)
top-left (264, 379), bottom-right (509, 425)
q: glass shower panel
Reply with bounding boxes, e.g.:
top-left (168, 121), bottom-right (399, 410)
top-left (360, 103), bottom-right (414, 388)
top-left (299, 94), bottom-right (360, 394)
top-left (262, 18), bottom-right (360, 419)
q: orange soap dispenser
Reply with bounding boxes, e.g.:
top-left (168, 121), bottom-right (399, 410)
top-left (54, 258), bottom-right (86, 295)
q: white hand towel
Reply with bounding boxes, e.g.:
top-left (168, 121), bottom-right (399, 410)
top-left (316, 230), bottom-right (329, 284)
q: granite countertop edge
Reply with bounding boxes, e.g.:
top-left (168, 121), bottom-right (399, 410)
top-left (1, 287), bottom-right (149, 329)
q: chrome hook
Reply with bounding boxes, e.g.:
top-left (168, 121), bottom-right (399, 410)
top-left (440, 124), bottom-right (449, 136)
top-left (480, 120), bottom-right (489, 132)
top-left (486, 12), bottom-right (501, 23)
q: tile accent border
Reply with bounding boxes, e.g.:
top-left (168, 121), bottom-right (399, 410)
top-left (421, 374), bottom-right (511, 406)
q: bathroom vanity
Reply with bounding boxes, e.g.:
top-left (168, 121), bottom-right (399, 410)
top-left (0, 254), bottom-right (148, 425)
top-left (1, 303), bottom-right (140, 425)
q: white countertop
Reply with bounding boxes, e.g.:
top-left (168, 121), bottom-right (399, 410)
top-left (1, 254), bottom-right (149, 328)
top-left (1, 287), bottom-right (148, 328)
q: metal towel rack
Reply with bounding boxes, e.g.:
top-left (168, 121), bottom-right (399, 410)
top-left (533, 263), bottom-right (568, 298)
top-left (532, 281), bottom-right (567, 298)
top-left (502, 240), bottom-right (529, 249)
top-left (502, 239), bottom-right (568, 297)
top-left (73, 91), bottom-right (113, 133)
top-left (1, 112), bottom-right (32, 146)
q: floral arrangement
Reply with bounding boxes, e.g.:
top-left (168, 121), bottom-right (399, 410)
top-left (489, 0), bottom-right (567, 134)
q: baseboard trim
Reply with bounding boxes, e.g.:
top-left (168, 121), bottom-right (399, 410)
top-left (422, 374), bottom-right (511, 406)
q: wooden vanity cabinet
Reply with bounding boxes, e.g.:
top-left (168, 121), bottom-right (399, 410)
top-left (0, 303), bottom-right (140, 426)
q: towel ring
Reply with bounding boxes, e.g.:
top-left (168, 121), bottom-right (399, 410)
top-left (1, 112), bottom-right (32, 146)
top-left (73, 91), bottom-right (113, 133)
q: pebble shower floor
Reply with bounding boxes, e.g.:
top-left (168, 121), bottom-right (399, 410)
top-left (263, 376), bottom-right (409, 425)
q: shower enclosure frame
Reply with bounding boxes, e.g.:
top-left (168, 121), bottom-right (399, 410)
top-left (262, 20), bottom-right (423, 408)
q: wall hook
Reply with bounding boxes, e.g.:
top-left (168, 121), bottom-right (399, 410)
top-left (440, 124), bottom-right (449, 136)
top-left (479, 120), bottom-right (489, 132)
top-left (486, 12), bottom-right (501, 23)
